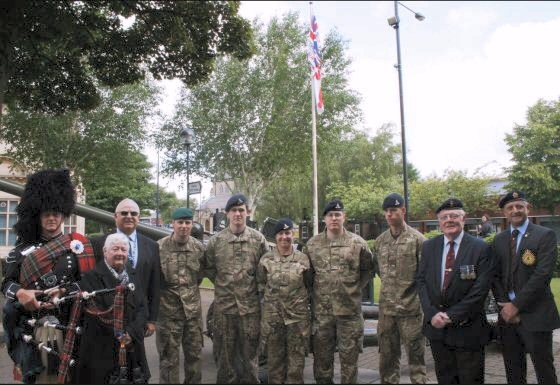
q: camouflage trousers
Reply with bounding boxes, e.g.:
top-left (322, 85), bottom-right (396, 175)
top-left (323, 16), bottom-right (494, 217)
top-left (262, 316), bottom-right (310, 384)
top-left (213, 310), bottom-right (260, 384)
top-left (378, 312), bottom-right (426, 384)
top-left (312, 313), bottom-right (364, 384)
top-left (156, 314), bottom-right (203, 384)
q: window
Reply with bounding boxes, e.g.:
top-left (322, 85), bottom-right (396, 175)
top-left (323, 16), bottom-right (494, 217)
top-left (0, 200), bottom-right (18, 246)
top-left (64, 214), bottom-right (78, 234)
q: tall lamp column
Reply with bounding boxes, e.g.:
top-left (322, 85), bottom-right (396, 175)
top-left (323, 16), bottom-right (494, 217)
top-left (180, 127), bottom-right (194, 209)
top-left (388, 1), bottom-right (425, 222)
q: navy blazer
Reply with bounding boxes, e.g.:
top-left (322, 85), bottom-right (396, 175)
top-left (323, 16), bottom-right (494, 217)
top-left (491, 222), bottom-right (560, 331)
top-left (91, 232), bottom-right (161, 324)
top-left (416, 232), bottom-right (493, 349)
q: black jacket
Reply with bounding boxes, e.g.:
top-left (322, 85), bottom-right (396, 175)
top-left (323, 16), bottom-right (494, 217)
top-left (416, 232), bottom-right (494, 349)
top-left (75, 261), bottom-right (149, 384)
top-left (491, 222), bottom-right (560, 331)
top-left (91, 232), bottom-right (161, 324)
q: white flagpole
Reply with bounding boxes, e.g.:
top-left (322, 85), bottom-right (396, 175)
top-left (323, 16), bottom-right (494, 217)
top-left (311, 73), bottom-right (319, 236)
top-left (309, 2), bottom-right (319, 236)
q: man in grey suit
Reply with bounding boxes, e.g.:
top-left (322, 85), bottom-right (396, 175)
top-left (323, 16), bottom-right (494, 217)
top-left (492, 190), bottom-right (560, 384)
top-left (91, 199), bottom-right (161, 380)
top-left (416, 198), bottom-right (493, 384)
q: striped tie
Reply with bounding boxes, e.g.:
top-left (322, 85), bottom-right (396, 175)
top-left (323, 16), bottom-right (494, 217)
top-left (442, 241), bottom-right (455, 294)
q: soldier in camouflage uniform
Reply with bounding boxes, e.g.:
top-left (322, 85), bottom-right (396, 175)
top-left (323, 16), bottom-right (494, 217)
top-left (257, 218), bottom-right (312, 384)
top-left (204, 194), bottom-right (269, 384)
top-left (156, 207), bottom-right (206, 384)
top-left (374, 193), bottom-right (427, 384)
top-left (305, 199), bottom-right (375, 384)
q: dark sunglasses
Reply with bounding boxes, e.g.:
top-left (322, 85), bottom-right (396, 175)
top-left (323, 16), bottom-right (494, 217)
top-left (119, 211), bottom-right (139, 217)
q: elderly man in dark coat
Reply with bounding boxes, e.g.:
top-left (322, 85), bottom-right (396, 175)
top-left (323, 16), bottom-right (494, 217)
top-left (75, 233), bottom-right (149, 384)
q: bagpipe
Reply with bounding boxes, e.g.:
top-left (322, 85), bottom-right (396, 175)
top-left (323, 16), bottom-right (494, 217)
top-left (9, 283), bottom-right (136, 384)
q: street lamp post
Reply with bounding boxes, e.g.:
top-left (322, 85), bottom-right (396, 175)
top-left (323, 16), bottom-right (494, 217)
top-left (388, 1), bottom-right (425, 222)
top-left (180, 127), bottom-right (195, 209)
top-left (156, 150), bottom-right (160, 226)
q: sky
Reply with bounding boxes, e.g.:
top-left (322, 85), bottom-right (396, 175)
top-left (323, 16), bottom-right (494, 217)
top-left (153, 1), bottom-right (560, 203)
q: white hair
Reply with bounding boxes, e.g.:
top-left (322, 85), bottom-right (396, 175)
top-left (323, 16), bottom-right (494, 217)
top-left (103, 233), bottom-right (129, 253)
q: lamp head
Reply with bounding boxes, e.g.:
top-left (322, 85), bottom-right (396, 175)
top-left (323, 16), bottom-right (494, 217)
top-left (387, 16), bottom-right (399, 27)
top-left (415, 13), bottom-right (425, 21)
top-left (180, 127), bottom-right (194, 147)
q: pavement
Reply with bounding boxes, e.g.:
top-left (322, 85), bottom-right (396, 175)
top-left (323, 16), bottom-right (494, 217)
top-left (1, 288), bottom-right (560, 384)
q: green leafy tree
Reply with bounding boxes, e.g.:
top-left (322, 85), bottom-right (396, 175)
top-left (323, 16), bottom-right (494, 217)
top-left (324, 125), bottom-right (410, 220)
top-left (157, 13), bottom-right (361, 215)
top-left (409, 170), bottom-right (494, 219)
top-left (505, 98), bottom-right (560, 213)
top-left (0, 0), bottom-right (253, 114)
top-left (0, 81), bottom-right (157, 178)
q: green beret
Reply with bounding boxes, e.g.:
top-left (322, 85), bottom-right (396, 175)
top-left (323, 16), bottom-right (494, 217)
top-left (172, 207), bottom-right (193, 220)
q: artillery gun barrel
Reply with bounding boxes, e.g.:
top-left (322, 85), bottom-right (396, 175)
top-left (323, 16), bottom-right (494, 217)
top-left (0, 177), bottom-right (170, 241)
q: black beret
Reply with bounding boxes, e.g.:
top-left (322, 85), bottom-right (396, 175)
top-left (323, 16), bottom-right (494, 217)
top-left (436, 198), bottom-right (464, 214)
top-left (498, 190), bottom-right (527, 208)
top-left (323, 199), bottom-right (344, 216)
top-left (273, 218), bottom-right (294, 235)
top-left (225, 194), bottom-right (247, 212)
top-left (382, 193), bottom-right (405, 210)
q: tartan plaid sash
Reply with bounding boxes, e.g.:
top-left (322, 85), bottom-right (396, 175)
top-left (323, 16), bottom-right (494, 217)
top-left (57, 292), bottom-right (82, 383)
top-left (56, 285), bottom-right (127, 383)
top-left (19, 233), bottom-right (96, 289)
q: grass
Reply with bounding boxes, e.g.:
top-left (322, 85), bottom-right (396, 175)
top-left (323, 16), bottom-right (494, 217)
top-left (200, 277), bottom-right (214, 289)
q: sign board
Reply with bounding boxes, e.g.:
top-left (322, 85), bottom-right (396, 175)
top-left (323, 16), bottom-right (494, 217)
top-left (188, 181), bottom-right (202, 195)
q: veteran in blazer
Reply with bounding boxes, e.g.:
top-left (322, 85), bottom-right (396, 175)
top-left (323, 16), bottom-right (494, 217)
top-left (91, 199), bottom-right (161, 345)
top-left (491, 190), bottom-right (560, 384)
top-left (416, 198), bottom-right (493, 384)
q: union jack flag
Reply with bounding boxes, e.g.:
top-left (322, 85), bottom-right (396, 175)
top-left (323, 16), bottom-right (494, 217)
top-left (308, 3), bottom-right (324, 114)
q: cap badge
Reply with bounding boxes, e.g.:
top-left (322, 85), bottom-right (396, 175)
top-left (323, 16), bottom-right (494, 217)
top-left (236, 198), bottom-right (244, 205)
top-left (394, 199), bottom-right (400, 206)
top-left (513, 192), bottom-right (519, 199)
top-left (283, 224), bottom-right (289, 230)
top-left (335, 203), bottom-right (341, 209)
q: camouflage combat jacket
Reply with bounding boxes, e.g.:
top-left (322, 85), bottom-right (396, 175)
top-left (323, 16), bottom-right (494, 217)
top-left (158, 234), bottom-right (206, 320)
top-left (374, 224), bottom-right (425, 316)
top-left (257, 248), bottom-right (312, 325)
top-left (305, 229), bottom-right (374, 316)
top-left (204, 226), bottom-right (269, 315)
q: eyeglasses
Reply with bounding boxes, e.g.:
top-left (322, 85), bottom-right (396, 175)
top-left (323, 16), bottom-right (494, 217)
top-left (438, 213), bottom-right (463, 221)
top-left (119, 211), bottom-right (139, 217)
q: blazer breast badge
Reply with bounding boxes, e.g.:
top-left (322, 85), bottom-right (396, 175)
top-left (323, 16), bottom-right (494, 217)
top-left (521, 249), bottom-right (537, 266)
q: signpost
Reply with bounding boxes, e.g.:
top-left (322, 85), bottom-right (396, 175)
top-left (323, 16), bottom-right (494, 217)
top-left (188, 181), bottom-right (201, 195)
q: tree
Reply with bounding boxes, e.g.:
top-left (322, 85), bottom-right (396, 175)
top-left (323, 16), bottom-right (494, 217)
top-left (0, 0), bottom-right (253, 114)
top-left (409, 170), bottom-right (494, 219)
top-left (0, 80), bottom-right (158, 176)
top-left (157, 13), bottom-right (361, 215)
top-left (505, 98), bottom-right (560, 213)
top-left (324, 125), bottom-right (405, 221)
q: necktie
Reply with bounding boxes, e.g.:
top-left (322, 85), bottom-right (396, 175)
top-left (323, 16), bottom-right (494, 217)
top-left (508, 229), bottom-right (519, 291)
top-left (128, 237), bottom-right (134, 267)
top-left (442, 241), bottom-right (455, 293)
